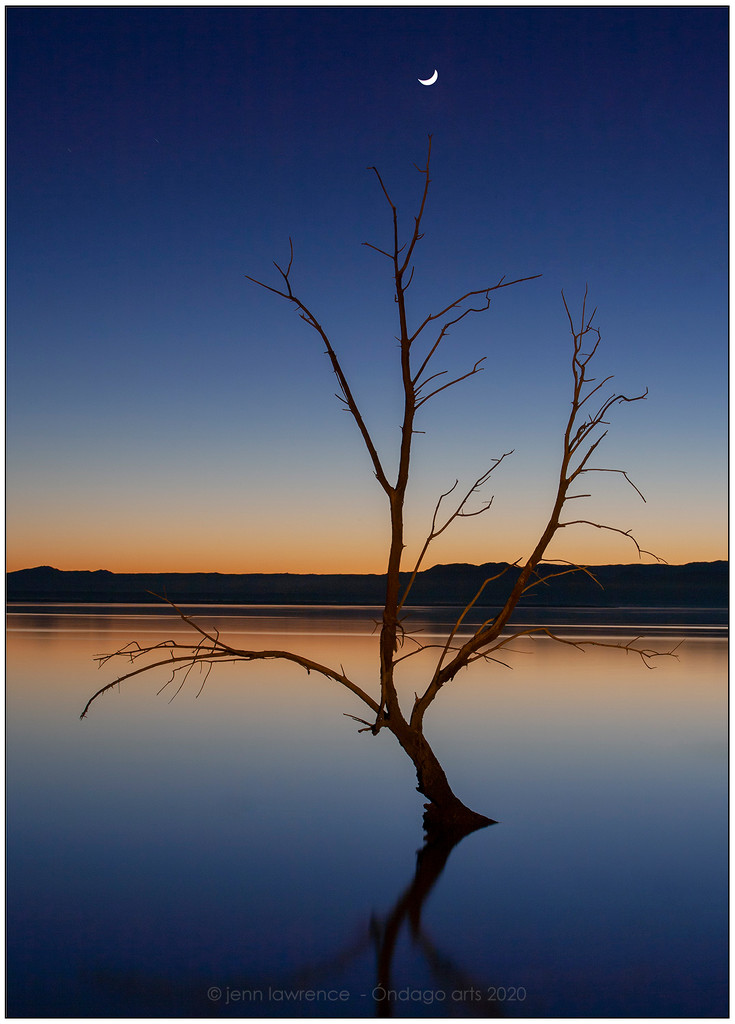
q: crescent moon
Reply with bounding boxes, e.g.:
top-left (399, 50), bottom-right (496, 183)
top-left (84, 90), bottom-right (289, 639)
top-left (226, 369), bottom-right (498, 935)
top-left (418, 69), bottom-right (438, 86)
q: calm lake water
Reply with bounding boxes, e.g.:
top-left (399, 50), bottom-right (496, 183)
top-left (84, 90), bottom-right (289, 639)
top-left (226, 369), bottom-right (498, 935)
top-left (7, 605), bottom-right (728, 1018)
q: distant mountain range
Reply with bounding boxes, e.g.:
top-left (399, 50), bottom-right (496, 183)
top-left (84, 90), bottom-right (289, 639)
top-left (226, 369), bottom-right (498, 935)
top-left (7, 561), bottom-right (728, 609)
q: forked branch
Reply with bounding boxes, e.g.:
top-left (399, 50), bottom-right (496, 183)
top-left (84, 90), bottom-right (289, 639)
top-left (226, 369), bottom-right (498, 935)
top-left (410, 290), bottom-right (665, 726)
top-left (520, 560), bottom-right (603, 595)
top-left (409, 274), bottom-right (542, 356)
top-left (398, 453), bottom-right (513, 612)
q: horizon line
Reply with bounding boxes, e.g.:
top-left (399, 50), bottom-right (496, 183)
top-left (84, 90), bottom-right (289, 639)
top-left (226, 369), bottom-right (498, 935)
top-left (8, 558), bottom-right (728, 576)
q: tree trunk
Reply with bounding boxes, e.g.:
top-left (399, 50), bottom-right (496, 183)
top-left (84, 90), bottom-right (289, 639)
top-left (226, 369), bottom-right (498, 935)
top-left (392, 725), bottom-right (497, 834)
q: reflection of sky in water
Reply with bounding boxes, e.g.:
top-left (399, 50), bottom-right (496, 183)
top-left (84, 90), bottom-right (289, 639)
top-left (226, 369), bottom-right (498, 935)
top-left (7, 610), bottom-right (727, 1017)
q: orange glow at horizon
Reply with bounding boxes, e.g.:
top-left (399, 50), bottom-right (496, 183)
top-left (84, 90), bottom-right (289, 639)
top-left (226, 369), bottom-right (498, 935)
top-left (6, 446), bottom-right (727, 575)
top-left (6, 515), bottom-right (727, 575)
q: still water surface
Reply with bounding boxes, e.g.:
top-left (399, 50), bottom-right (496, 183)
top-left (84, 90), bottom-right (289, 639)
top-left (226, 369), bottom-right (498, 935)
top-left (7, 606), bottom-right (727, 1017)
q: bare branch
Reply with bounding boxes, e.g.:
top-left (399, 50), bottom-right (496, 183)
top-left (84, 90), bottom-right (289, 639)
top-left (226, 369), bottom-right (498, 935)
top-left (558, 519), bottom-right (666, 562)
top-left (247, 247), bottom-right (392, 496)
top-left (575, 373), bottom-right (615, 411)
top-left (397, 135), bottom-right (432, 276)
top-left (520, 561), bottom-right (604, 596)
top-left (398, 453), bottom-right (513, 612)
top-left (362, 241), bottom-right (394, 260)
top-left (343, 712), bottom-right (375, 733)
top-left (430, 561), bottom-right (520, 682)
top-left (570, 466), bottom-right (647, 502)
top-left (392, 641), bottom-right (465, 666)
top-left (195, 661), bottom-right (213, 699)
top-left (413, 369), bottom-right (448, 393)
top-left (410, 290), bottom-right (661, 723)
top-left (415, 358), bottom-right (486, 408)
top-left (411, 274), bottom-right (544, 350)
top-left (482, 627), bottom-right (681, 671)
top-left (81, 599), bottom-right (381, 720)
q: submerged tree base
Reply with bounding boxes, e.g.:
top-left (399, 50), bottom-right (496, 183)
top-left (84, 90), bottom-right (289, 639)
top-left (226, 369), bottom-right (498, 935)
top-left (421, 797), bottom-right (497, 837)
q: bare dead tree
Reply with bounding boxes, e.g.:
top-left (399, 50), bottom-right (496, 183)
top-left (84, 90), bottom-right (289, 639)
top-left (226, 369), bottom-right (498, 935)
top-left (81, 138), bottom-right (673, 834)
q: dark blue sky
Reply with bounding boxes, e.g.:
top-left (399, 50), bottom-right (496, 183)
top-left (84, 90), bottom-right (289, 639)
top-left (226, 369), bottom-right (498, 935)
top-left (7, 7), bottom-right (727, 571)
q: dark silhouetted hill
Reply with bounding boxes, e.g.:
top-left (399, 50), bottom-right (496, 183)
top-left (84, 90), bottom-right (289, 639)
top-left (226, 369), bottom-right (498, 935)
top-left (6, 561), bottom-right (727, 608)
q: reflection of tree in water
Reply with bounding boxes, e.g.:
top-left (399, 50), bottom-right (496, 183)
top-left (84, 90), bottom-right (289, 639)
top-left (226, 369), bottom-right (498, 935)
top-left (85, 821), bottom-right (508, 1018)
top-left (276, 819), bottom-right (505, 1018)
top-left (366, 822), bottom-right (505, 1018)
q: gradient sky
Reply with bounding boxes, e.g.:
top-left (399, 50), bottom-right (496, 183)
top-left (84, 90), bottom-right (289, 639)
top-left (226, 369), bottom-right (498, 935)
top-left (7, 7), bottom-right (727, 573)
